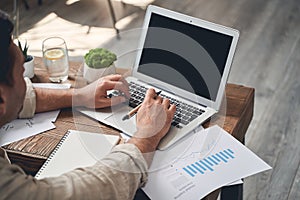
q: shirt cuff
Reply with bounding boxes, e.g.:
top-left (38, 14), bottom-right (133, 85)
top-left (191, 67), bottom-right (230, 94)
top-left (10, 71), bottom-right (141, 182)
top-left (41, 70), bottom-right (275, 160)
top-left (18, 77), bottom-right (36, 119)
top-left (110, 143), bottom-right (148, 186)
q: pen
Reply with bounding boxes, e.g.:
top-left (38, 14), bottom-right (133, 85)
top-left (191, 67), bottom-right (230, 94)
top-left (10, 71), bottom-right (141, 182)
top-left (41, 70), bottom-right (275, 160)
top-left (122, 91), bottom-right (161, 121)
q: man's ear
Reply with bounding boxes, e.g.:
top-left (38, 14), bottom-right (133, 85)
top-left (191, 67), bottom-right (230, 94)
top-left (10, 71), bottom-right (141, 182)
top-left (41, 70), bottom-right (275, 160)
top-left (0, 87), bottom-right (7, 117)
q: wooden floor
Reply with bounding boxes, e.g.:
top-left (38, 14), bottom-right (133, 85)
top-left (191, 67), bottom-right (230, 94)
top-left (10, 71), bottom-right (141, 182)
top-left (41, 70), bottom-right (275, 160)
top-left (1, 0), bottom-right (300, 199)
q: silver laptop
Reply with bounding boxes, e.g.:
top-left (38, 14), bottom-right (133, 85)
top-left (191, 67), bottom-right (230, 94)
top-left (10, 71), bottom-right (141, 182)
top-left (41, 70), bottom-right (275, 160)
top-left (77, 5), bottom-right (239, 150)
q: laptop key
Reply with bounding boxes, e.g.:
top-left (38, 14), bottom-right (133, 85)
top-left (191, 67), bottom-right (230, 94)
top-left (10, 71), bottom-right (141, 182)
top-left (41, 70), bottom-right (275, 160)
top-left (171, 121), bottom-right (179, 127)
top-left (185, 112), bottom-right (193, 117)
top-left (182, 115), bottom-right (190, 121)
top-left (181, 119), bottom-right (189, 125)
top-left (129, 81), bottom-right (203, 126)
top-left (174, 117), bottom-right (181, 123)
top-left (192, 110), bottom-right (203, 115)
top-left (176, 124), bottom-right (183, 129)
top-left (129, 102), bottom-right (138, 108)
top-left (190, 114), bottom-right (198, 121)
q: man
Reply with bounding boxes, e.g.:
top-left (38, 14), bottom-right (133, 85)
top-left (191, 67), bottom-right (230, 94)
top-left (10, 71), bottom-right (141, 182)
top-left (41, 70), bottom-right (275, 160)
top-left (0, 10), bottom-right (176, 199)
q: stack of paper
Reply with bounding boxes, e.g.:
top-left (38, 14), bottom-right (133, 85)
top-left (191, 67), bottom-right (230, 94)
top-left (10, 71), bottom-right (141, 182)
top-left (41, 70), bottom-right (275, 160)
top-left (0, 110), bottom-right (59, 146)
top-left (142, 125), bottom-right (271, 200)
top-left (0, 82), bottom-right (71, 146)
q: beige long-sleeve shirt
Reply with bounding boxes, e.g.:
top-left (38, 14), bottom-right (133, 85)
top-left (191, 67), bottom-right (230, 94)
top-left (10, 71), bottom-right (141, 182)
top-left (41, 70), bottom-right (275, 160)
top-left (7, 79), bottom-right (148, 199)
top-left (18, 77), bottom-right (36, 119)
top-left (0, 144), bottom-right (148, 200)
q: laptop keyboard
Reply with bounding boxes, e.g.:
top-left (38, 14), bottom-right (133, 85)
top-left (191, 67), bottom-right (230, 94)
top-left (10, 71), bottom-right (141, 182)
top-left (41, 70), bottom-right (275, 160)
top-left (128, 82), bottom-right (205, 129)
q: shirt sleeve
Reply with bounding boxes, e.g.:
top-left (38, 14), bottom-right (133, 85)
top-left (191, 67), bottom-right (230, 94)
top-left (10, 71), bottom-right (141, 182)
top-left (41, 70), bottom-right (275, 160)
top-left (0, 147), bottom-right (10, 164)
top-left (0, 144), bottom-right (148, 200)
top-left (18, 77), bottom-right (36, 119)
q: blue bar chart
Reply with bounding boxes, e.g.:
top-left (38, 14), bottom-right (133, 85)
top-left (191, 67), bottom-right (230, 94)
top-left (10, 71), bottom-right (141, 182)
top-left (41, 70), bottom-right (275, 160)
top-left (182, 149), bottom-right (235, 177)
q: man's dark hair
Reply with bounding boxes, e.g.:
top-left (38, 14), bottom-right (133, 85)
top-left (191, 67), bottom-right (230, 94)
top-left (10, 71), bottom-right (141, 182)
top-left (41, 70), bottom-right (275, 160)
top-left (0, 10), bottom-right (14, 85)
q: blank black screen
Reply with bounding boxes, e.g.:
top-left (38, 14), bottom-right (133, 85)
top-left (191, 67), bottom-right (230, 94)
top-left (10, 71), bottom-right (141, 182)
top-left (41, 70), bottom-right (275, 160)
top-left (138, 13), bottom-right (233, 101)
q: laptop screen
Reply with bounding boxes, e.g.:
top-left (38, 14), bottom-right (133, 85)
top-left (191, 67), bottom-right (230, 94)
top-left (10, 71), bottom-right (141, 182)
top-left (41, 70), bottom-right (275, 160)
top-left (137, 13), bottom-right (233, 101)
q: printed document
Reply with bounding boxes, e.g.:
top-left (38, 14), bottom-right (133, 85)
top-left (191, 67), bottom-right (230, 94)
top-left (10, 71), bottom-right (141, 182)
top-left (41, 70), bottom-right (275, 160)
top-left (143, 125), bottom-right (271, 200)
top-left (0, 111), bottom-right (59, 146)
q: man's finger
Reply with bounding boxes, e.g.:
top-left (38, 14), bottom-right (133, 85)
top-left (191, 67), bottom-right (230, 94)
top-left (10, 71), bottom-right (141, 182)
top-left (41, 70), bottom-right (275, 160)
top-left (144, 88), bottom-right (157, 102)
top-left (99, 80), bottom-right (130, 97)
top-left (110, 96), bottom-right (127, 106)
top-left (103, 74), bottom-right (122, 81)
top-left (118, 76), bottom-right (129, 89)
top-left (112, 82), bottom-right (130, 98)
top-left (98, 96), bottom-right (126, 108)
top-left (162, 98), bottom-right (170, 109)
top-left (169, 104), bottom-right (176, 114)
top-left (155, 96), bottom-right (163, 103)
top-left (107, 74), bottom-right (129, 89)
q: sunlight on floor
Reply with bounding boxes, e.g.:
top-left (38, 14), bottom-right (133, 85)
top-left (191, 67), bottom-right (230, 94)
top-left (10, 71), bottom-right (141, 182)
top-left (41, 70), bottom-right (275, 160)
top-left (8, 0), bottom-right (152, 67)
top-left (115, 12), bottom-right (139, 30)
top-left (18, 12), bottom-right (118, 59)
top-left (117, 0), bottom-right (155, 7)
top-left (65, 0), bottom-right (81, 6)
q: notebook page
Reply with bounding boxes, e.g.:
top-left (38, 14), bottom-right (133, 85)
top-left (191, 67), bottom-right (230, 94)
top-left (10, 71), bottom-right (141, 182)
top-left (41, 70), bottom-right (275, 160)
top-left (35, 130), bottom-right (119, 179)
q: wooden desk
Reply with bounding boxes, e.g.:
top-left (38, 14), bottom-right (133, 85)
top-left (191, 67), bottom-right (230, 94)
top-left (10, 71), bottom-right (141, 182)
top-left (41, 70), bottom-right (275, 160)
top-left (3, 57), bottom-right (254, 199)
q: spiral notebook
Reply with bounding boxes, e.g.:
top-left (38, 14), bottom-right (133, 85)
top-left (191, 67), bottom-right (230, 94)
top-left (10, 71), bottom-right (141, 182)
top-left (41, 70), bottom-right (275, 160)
top-left (35, 130), bottom-right (120, 179)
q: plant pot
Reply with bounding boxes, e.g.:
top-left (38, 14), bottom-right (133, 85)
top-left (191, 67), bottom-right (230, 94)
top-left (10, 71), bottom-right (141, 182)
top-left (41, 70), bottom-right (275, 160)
top-left (83, 62), bottom-right (116, 83)
top-left (23, 55), bottom-right (34, 78)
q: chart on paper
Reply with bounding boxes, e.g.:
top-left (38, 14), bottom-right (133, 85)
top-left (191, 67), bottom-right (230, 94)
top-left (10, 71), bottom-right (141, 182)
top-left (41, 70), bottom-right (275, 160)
top-left (153, 148), bottom-right (237, 197)
top-left (143, 126), bottom-right (272, 200)
top-left (183, 149), bottom-right (235, 177)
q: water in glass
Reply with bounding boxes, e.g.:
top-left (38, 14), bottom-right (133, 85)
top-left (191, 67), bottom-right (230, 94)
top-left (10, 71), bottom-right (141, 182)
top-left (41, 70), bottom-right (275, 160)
top-left (42, 37), bottom-right (69, 83)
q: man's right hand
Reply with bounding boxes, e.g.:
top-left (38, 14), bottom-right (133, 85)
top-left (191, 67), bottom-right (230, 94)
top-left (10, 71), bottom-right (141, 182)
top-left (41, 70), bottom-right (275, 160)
top-left (127, 88), bottom-right (176, 153)
top-left (73, 74), bottom-right (129, 108)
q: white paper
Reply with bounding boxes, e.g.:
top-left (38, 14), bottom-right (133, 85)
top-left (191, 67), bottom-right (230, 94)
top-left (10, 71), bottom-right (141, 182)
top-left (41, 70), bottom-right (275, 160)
top-left (35, 130), bottom-right (120, 179)
top-left (0, 110), bottom-right (60, 146)
top-left (32, 83), bottom-right (71, 90)
top-left (227, 179), bottom-right (243, 186)
top-left (142, 125), bottom-right (271, 200)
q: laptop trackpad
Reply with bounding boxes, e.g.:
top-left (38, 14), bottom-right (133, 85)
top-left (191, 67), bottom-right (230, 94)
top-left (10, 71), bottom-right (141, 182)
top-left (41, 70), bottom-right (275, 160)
top-left (104, 106), bottom-right (137, 136)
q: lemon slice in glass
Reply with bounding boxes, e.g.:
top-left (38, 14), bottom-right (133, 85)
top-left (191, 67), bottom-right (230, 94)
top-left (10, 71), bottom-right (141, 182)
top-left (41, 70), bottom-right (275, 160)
top-left (44, 48), bottom-right (64, 60)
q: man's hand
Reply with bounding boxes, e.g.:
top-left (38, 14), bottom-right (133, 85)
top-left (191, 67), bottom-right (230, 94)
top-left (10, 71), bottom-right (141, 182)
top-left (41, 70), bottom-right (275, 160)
top-left (73, 74), bottom-right (130, 108)
top-left (128, 88), bottom-right (176, 153)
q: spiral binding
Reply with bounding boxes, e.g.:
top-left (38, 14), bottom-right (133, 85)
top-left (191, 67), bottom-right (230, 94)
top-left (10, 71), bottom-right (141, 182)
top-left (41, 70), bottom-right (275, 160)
top-left (35, 131), bottom-right (71, 178)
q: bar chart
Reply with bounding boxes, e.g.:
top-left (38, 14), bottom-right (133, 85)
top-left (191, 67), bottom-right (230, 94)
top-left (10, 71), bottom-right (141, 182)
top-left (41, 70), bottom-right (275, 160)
top-left (182, 148), bottom-right (235, 177)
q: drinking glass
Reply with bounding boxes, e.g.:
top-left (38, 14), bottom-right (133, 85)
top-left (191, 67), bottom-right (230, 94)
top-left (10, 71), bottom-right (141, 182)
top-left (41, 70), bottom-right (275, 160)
top-left (42, 37), bottom-right (69, 82)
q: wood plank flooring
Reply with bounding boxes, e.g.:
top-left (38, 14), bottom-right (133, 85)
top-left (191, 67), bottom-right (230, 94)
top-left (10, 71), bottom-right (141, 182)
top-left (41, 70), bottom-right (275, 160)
top-left (1, 0), bottom-right (299, 199)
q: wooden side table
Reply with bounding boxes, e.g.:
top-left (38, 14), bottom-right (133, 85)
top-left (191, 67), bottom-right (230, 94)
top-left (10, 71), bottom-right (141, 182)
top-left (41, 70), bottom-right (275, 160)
top-left (3, 57), bottom-right (254, 200)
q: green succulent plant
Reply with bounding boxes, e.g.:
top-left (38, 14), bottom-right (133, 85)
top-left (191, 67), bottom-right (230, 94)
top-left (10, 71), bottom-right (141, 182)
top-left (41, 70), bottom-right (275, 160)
top-left (17, 39), bottom-right (32, 62)
top-left (84, 48), bottom-right (117, 69)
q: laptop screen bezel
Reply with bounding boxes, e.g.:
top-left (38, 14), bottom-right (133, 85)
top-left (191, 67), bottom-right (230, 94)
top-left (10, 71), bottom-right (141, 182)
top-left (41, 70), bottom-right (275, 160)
top-left (132, 5), bottom-right (239, 110)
